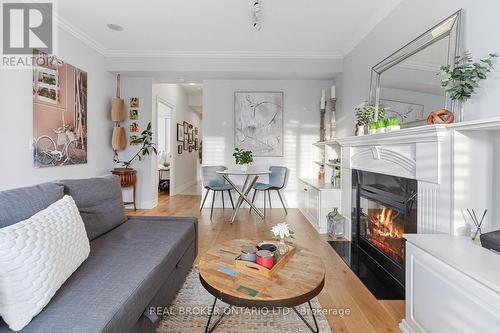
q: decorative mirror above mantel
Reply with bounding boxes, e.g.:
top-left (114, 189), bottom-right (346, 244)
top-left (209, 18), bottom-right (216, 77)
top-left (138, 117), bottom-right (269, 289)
top-left (369, 10), bottom-right (462, 127)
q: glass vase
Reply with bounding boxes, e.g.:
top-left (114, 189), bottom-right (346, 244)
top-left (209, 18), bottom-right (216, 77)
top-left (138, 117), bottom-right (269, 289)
top-left (277, 239), bottom-right (288, 255)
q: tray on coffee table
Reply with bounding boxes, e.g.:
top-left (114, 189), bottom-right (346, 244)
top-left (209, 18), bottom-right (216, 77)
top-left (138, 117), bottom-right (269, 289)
top-left (234, 243), bottom-right (295, 278)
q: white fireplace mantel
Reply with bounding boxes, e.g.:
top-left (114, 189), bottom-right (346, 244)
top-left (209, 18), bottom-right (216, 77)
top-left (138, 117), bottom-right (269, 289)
top-left (336, 125), bottom-right (448, 147)
top-left (337, 125), bottom-right (453, 237)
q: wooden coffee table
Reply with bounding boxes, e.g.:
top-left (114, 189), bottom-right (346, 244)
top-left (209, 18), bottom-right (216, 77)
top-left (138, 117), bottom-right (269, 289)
top-left (198, 239), bottom-right (326, 333)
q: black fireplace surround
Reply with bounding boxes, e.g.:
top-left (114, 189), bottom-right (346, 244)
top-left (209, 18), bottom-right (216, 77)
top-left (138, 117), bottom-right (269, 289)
top-left (330, 170), bottom-right (417, 300)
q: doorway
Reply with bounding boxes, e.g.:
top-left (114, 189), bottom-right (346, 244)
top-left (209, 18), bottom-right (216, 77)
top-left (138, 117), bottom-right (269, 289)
top-left (157, 99), bottom-right (173, 196)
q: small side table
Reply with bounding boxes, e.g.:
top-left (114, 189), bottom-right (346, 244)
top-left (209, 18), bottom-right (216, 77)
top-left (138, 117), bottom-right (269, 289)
top-left (111, 168), bottom-right (137, 211)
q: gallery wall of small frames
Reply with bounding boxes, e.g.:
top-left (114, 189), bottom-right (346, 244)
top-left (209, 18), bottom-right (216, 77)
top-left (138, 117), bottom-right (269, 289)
top-left (129, 97), bottom-right (140, 145)
top-left (177, 121), bottom-right (199, 154)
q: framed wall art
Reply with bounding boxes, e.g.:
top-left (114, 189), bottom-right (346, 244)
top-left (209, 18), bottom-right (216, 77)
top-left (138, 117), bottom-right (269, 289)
top-left (33, 50), bottom-right (88, 168)
top-left (234, 91), bottom-right (283, 156)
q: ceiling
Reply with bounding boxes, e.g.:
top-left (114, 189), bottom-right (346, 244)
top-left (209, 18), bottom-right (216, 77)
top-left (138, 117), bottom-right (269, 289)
top-left (58, 0), bottom-right (402, 57)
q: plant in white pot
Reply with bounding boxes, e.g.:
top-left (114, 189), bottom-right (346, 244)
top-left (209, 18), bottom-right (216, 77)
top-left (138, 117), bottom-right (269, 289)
top-left (233, 148), bottom-right (253, 172)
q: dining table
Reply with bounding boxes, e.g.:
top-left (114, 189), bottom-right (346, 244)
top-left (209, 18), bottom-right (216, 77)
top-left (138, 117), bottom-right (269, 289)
top-left (216, 169), bottom-right (271, 223)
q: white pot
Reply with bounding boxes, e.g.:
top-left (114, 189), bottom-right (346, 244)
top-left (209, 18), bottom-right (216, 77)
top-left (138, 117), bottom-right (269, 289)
top-left (386, 125), bottom-right (400, 132)
top-left (240, 164), bottom-right (248, 172)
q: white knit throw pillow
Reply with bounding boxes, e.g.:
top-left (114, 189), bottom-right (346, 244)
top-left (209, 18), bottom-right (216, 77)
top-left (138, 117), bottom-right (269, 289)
top-left (0, 195), bottom-right (90, 331)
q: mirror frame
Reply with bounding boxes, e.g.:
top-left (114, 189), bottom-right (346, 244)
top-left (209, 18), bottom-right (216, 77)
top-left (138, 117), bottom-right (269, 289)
top-left (369, 10), bottom-right (462, 125)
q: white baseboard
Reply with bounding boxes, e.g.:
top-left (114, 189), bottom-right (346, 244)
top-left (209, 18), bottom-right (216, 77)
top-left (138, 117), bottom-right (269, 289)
top-left (400, 320), bottom-right (416, 333)
top-left (125, 199), bottom-right (158, 210)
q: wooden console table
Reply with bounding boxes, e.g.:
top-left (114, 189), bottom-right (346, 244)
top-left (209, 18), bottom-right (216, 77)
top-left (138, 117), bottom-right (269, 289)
top-left (111, 168), bottom-right (137, 211)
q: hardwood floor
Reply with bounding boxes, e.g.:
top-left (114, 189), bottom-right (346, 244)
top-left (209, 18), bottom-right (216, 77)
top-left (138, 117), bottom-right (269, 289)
top-left (129, 193), bottom-right (404, 333)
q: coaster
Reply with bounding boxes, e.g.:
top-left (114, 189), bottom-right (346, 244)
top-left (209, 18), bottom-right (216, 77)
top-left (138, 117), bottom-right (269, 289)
top-left (236, 285), bottom-right (258, 297)
top-left (218, 267), bottom-right (238, 277)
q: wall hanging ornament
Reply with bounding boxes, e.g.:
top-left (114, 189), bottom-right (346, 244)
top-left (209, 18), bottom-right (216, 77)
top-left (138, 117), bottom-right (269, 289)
top-left (111, 74), bottom-right (126, 151)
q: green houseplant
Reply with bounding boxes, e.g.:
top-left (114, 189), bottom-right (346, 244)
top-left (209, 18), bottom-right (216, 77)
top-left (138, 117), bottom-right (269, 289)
top-left (355, 103), bottom-right (388, 135)
top-left (114, 122), bottom-right (157, 168)
top-left (233, 148), bottom-right (253, 172)
top-left (385, 117), bottom-right (401, 132)
top-left (438, 51), bottom-right (497, 121)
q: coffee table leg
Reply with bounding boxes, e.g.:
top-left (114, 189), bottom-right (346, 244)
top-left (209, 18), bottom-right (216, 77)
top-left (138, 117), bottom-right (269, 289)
top-left (205, 297), bottom-right (227, 333)
top-left (293, 301), bottom-right (320, 333)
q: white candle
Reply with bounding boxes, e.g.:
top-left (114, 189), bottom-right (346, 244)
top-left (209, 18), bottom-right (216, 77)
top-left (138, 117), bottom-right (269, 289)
top-left (320, 89), bottom-right (326, 109)
top-left (331, 85), bottom-right (336, 99)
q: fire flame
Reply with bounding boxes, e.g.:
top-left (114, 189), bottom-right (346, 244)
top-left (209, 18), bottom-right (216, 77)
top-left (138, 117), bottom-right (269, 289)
top-left (373, 208), bottom-right (402, 239)
top-left (368, 207), bottom-right (404, 263)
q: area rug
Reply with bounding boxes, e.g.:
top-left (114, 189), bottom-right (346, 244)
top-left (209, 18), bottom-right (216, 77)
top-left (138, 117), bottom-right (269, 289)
top-left (156, 268), bottom-right (332, 333)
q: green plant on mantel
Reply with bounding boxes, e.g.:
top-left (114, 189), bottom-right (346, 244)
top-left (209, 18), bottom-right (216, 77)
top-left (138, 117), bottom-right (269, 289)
top-left (439, 51), bottom-right (497, 103)
top-left (114, 122), bottom-right (157, 168)
top-left (233, 148), bottom-right (253, 165)
top-left (355, 103), bottom-right (387, 125)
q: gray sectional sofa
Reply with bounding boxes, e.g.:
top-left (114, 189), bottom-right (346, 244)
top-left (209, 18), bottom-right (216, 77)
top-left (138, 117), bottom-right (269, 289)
top-left (0, 175), bottom-right (197, 333)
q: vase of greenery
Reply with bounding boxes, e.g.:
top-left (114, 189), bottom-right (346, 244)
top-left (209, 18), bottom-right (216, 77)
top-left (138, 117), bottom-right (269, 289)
top-left (113, 122), bottom-right (157, 169)
top-left (355, 103), bottom-right (387, 134)
top-left (438, 52), bottom-right (497, 122)
top-left (233, 148), bottom-right (253, 172)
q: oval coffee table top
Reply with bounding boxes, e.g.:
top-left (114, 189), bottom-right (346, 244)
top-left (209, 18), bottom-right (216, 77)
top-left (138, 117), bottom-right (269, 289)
top-left (198, 239), bottom-right (326, 308)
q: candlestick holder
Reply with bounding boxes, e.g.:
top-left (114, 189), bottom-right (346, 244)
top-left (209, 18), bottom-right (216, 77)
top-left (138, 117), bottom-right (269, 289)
top-left (319, 103), bottom-right (326, 142)
top-left (329, 98), bottom-right (337, 140)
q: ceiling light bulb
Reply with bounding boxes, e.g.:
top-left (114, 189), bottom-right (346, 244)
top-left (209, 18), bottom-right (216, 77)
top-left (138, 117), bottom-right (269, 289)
top-left (107, 23), bottom-right (124, 32)
top-left (189, 83), bottom-right (196, 86)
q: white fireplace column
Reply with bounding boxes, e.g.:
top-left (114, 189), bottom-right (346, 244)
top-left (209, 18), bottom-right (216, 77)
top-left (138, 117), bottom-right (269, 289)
top-left (337, 125), bottom-right (453, 239)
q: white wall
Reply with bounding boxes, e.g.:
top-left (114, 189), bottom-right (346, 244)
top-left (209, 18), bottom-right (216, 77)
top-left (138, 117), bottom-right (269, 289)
top-left (0, 28), bottom-right (114, 191)
top-left (154, 84), bottom-right (201, 195)
top-left (118, 77), bottom-right (156, 208)
top-left (338, 0), bottom-right (500, 138)
top-left (202, 79), bottom-right (337, 208)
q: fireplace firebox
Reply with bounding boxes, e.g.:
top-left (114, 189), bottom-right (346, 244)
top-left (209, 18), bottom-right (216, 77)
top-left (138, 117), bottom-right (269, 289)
top-left (329, 170), bottom-right (417, 299)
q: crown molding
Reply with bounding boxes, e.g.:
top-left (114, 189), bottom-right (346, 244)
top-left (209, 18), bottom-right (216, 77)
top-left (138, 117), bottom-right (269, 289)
top-left (103, 49), bottom-right (344, 60)
top-left (55, 17), bottom-right (343, 60)
top-left (55, 16), bottom-right (108, 56)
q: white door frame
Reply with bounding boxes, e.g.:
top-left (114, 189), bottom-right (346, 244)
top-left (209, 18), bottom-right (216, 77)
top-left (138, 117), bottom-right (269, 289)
top-left (155, 97), bottom-right (176, 200)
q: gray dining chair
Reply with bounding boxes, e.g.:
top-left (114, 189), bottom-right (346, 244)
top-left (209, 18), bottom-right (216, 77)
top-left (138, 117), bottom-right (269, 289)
top-left (200, 166), bottom-right (234, 220)
top-left (250, 166), bottom-right (288, 216)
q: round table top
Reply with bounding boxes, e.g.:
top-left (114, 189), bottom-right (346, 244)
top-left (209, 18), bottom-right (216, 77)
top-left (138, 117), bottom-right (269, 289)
top-left (216, 170), bottom-right (271, 175)
top-left (198, 239), bottom-right (326, 308)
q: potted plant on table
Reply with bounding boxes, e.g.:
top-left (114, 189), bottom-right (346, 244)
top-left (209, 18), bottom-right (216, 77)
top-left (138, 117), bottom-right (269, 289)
top-left (438, 51), bottom-right (497, 121)
top-left (233, 148), bottom-right (253, 172)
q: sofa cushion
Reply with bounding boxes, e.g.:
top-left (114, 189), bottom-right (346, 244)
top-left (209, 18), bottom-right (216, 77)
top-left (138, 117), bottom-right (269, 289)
top-left (0, 216), bottom-right (197, 333)
top-left (0, 196), bottom-right (90, 331)
top-left (57, 175), bottom-right (127, 240)
top-left (0, 182), bottom-right (64, 229)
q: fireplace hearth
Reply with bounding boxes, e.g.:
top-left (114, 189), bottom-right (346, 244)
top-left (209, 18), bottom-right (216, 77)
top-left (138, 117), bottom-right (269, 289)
top-left (330, 170), bottom-right (417, 300)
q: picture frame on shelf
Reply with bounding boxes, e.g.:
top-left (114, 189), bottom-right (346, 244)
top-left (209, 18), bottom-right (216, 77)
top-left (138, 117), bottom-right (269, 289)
top-left (188, 146), bottom-right (193, 153)
top-left (188, 132), bottom-right (193, 144)
top-left (183, 139), bottom-right (188, 151)
top-left (183, 121), bottom-right (189, 134)
top-left (194, 138), bottom-right (199, 150)
top-left (178, 145), bottom-right (182, 154)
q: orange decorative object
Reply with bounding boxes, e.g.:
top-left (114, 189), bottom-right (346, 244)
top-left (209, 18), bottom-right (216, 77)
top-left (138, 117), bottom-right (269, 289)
top-left (427, 108), bottom-right (454, 124)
